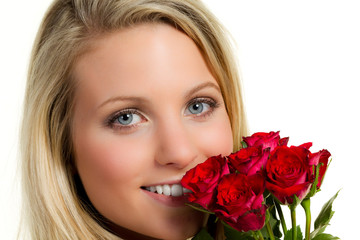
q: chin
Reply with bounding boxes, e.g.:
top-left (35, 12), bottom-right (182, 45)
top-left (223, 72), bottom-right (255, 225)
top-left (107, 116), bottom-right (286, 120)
top-left (158, 212), bottom-right (206, 240)
top-left (107, 210), bottom-right (207, 240)
top-left (161, 208), bottom-right (208, 239)
top-left (144, 210), bottom-right (207, 240)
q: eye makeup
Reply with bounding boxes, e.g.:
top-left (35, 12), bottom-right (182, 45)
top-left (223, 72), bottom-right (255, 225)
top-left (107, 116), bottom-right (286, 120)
top-left (105, 108), bottom-right (147, 132)
top-left (104, 96), bottom-right (220, 133)
top-left (184, 97), bottom-right (220, 120)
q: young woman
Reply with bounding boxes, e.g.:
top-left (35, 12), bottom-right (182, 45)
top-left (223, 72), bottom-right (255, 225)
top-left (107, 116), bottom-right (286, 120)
top-left (20, 0), bottom-right (248, 239)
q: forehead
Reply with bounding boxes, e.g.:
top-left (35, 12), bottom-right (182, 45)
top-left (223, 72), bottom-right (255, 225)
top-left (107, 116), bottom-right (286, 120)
top-left (72, 23), bottom-right (218, 108)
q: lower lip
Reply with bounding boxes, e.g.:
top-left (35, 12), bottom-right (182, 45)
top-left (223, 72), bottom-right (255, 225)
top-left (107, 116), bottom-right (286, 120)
top-left (141, 189), bottom-right (189, 207)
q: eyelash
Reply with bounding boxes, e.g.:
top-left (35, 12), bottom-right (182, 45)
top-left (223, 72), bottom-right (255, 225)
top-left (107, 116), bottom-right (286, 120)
top-left (105, 97), bottom-right (219, 131)
top-left (186, 97), bottom-right (219, 119)
top-left (105, 108), bottom-right (144, 131)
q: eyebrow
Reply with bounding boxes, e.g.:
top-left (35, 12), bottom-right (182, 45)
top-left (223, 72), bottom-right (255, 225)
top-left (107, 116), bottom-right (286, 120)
top-left (97, 96), bottom-right (148, 109)
top-left (98, 81), bottom-right (221, 109)
top-left (184, 82), bottom-right (221, 99)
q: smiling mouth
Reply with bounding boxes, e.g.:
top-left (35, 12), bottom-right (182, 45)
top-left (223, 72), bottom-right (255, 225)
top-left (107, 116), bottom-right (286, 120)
top-left (141, 184), bottom-right (192, 197)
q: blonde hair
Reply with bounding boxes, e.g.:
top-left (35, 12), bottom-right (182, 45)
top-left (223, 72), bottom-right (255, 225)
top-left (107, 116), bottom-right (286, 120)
top-left (20, 0), bottom-right (248, 239)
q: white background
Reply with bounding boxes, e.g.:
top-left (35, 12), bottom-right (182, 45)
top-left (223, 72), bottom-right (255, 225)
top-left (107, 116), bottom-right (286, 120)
top-left (1, 1), bottom-right (359, 239)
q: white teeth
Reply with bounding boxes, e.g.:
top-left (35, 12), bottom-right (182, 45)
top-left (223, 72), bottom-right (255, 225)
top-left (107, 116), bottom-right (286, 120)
top-left (149, 186), bottom-right (156, 193)
top-left (144, 184), bottom-right (190, 196)
top-left (156, 185), bottom-right (163, 194)
top-left (171, 184), bottom-right (183, 197)
top-left (163, 184), bottom-right (171, 196)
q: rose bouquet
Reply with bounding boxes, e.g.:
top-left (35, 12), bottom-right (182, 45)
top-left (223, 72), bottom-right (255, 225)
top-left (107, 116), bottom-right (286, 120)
top-left (181, 131), bottom-right (339, 240)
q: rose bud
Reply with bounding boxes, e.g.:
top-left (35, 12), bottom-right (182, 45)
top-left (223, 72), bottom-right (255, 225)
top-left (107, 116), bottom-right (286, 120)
top-left (309, 149), bottom-right (331, 189)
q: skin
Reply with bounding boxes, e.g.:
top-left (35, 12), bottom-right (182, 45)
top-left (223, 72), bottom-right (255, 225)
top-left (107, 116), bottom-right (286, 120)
top-left (72, 23), bottom-right (234, 239)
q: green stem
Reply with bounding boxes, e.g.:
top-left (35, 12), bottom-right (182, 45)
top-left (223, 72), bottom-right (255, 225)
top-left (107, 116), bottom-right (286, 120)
top-left (301, 198), bottom-right (311, 240)
top-left (252, 231), bottom-right (259, 240)
top-left (275, 201), bottom-right (287, 234)
top-left (266, 220), bottom-right (275, 240)
top-left (290, 206), bottom-right (297, 240)
top-left (256, 230), bottom-right (265, 240)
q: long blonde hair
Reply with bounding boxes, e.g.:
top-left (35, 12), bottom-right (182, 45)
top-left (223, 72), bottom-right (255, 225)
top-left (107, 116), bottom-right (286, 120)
top-left (20, 0), bottom-right (248, 239)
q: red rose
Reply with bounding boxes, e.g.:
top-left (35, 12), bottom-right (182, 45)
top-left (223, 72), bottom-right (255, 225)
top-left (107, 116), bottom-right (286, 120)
top-left (214, 173), bottom-right (266, 232)
top-left (309, 149), bottom-right (331, 189)
top-left (229, 205), bottom-right (267, 233)
top-left (265, 145), bottom-right (312, 205)
top-left (181, 155), bottom-right (229, 209)
top-left (228, 146), bottom-right (270, 176)
top-left (243, 131), bottom-right (289, 152)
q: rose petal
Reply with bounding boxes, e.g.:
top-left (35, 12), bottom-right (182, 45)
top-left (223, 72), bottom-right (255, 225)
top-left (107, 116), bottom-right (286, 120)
top-left (266, 181), bottom-right (311, 204)
top-left (181, 155), bottom-right (229, 209)
top-left (222, 205), bottom-right (267, 232)
top-left (248, 148), bottom-right (270, 176)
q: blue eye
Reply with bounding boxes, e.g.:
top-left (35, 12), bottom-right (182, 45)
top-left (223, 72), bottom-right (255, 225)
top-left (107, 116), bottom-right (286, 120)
top-left (117, 112), bottom-right (141, 125)
top-left (110, 110), bottom-right (142, 127)
top-left (185, 98), bottom-right (215, 116)
top-left (117, 113), bottom-right (132, 125)
top-left (188, 102), bottom-right (206, 114)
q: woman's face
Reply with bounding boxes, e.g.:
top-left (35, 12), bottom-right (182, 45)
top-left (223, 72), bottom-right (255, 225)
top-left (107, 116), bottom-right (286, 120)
top-left (72, 23), bottom-right (233, 239)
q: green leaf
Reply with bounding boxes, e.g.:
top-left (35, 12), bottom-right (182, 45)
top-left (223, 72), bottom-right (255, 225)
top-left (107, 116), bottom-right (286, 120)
top-left (289, 194), bottom-right (302, 209)
top-left (241, 141), bottom-right (248, 149)
top-left (312, 233), bottom-right (340, 240)
top-left (192, 228), bottom-right (214, 240)
top-left (311, 191), bottom-right (339, 238)
top-left (307, 163), bottom-right (321, 198)
top-left (284, 226), bottom-right (303, 240)
top-left (261, 197), bottom-right (282, 239)
top-left (223, 223), bottom-right (255, 240)
top-left (263, 189), bottom-right (271, 199)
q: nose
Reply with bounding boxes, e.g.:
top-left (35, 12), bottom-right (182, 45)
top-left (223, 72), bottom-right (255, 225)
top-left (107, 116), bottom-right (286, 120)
top-left (154, 117), bottom-right (198, 169)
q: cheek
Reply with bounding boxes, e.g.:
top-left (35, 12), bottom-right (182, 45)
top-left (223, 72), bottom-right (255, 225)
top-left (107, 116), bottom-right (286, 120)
top-left (76, 137), bottom-right (131, 182)
top-left (73, 128), bottom-right (151, 206)
top-left (193, 112), bottom-right (234, 159)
